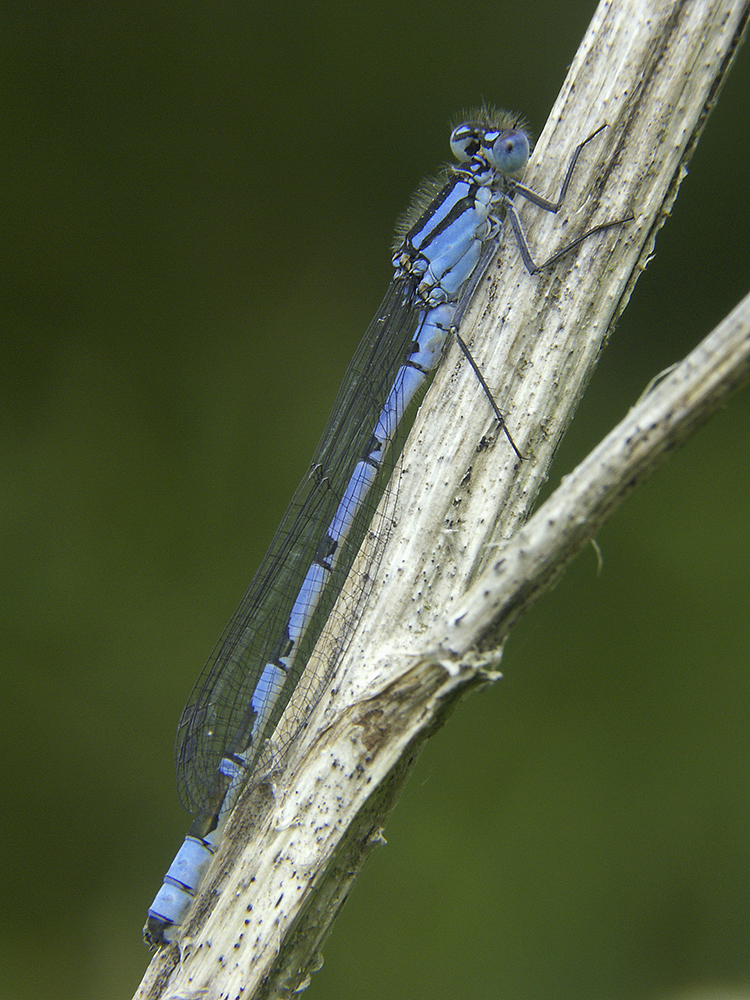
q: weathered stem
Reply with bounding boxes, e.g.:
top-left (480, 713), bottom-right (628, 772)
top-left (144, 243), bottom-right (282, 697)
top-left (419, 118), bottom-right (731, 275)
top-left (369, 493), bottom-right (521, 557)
top-left (135, 1), bottom-right (750, 996)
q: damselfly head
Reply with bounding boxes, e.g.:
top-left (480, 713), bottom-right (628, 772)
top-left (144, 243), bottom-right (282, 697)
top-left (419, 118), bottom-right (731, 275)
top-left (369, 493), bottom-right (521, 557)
top-left (451, 106), bottom-right (530, 175)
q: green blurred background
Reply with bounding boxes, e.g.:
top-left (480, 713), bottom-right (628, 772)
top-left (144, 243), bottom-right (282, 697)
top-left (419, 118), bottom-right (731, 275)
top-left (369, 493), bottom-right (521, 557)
top-left (2, 3), bottom-right (749, 999)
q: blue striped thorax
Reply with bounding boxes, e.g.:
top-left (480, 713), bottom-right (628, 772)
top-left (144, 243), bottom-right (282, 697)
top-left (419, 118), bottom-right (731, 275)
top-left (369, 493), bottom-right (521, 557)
top-left (393, 113), bottom-right (531, 310)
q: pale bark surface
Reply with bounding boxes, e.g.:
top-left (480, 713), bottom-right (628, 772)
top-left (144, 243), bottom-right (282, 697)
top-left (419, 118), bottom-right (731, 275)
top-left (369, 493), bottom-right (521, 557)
top-left (135, 2), bottom-right (750, 996)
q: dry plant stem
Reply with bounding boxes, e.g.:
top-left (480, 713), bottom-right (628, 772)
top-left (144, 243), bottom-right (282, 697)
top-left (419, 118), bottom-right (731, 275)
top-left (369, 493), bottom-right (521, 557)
top-left (436, 290), bottom-right (750, 656)
top-left (135, 1), bottom-right (750, 997)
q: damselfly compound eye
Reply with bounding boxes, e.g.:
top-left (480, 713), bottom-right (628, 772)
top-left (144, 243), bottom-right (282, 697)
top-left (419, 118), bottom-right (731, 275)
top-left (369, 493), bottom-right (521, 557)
top-left (485, 128), bottom-right (530, 174)
top-left (450, 122), bottom-right (483, 161)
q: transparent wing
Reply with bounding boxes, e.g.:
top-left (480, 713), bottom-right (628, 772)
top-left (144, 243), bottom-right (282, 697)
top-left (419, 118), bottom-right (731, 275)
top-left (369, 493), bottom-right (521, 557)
top-left (175, 276), bottom-right (422, 813)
